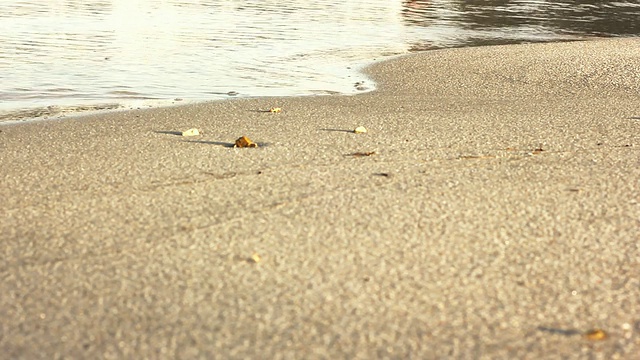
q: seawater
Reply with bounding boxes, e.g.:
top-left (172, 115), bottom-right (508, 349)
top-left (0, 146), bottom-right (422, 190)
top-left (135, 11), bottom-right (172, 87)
top-left (1, 0), bottom-right (638, 122)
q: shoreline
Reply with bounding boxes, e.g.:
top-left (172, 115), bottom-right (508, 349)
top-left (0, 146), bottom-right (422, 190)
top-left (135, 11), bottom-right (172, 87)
top-left (1, 38), bottom-right (639, 358)
top-left (0, 37), bottom-right (596, 126)
top-left (0, 83), bottom-right (377, 126)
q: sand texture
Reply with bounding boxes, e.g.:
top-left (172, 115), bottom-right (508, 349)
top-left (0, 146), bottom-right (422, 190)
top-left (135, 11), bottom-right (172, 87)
top-left (1, 38), bottom-right (639, 358)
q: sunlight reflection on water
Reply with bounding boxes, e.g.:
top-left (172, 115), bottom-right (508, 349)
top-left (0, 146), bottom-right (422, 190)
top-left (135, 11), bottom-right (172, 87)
top-left (0, 0), bottom-right (638, 122)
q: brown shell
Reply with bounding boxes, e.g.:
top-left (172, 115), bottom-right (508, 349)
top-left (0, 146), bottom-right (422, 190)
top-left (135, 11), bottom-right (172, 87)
top-left (235, 136), bottom-right (258, 148)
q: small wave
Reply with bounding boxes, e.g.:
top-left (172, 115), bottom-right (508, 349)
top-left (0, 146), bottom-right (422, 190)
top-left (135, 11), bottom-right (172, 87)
top-left (0, 103), bottom-right (122, 123)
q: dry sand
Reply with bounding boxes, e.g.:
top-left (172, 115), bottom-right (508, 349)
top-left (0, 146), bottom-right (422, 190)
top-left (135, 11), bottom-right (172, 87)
top-left (1, 38), bottom-right (639, 359)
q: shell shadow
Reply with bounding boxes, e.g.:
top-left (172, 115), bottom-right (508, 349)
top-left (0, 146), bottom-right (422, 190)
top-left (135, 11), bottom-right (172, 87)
top-left (181, 139), bottom-right (235, 147)
top-left (320, 128), bottom-right (354, 133)
top-left (154, 130), bottom-right (183, 136)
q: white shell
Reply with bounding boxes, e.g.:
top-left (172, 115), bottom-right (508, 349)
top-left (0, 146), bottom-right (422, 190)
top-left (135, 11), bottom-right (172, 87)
top-left (182, 128), bottom-right (200, 136)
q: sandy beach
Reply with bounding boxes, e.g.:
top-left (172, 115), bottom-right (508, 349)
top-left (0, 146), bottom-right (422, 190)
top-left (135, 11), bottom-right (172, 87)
top-left (1, 38), bottom-right (639, 358)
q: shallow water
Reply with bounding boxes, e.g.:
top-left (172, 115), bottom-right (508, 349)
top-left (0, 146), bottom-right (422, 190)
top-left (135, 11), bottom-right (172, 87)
top-left (1, 0), bottom-right (638, 122)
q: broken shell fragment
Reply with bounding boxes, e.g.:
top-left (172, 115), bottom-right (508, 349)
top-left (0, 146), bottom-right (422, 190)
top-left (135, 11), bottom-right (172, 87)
top-left (350, 151), bottom-right (376, 157)
top-left (249, 253), bottom-right (261, 263)
top-left (269, 107), bottom-right (282, 113)
top-left (235, 136), bottom-right (258, 148)
top-left (181, 128), bottom-right (200, 136)
top-left (354, 126), bottom-right (367, 134)
top-left (584, 329), bottom-right (607, 341)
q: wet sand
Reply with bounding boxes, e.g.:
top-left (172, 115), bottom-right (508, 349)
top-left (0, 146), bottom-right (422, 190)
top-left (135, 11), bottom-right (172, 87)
top-left (1, 38), bottom-right (639, 358)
